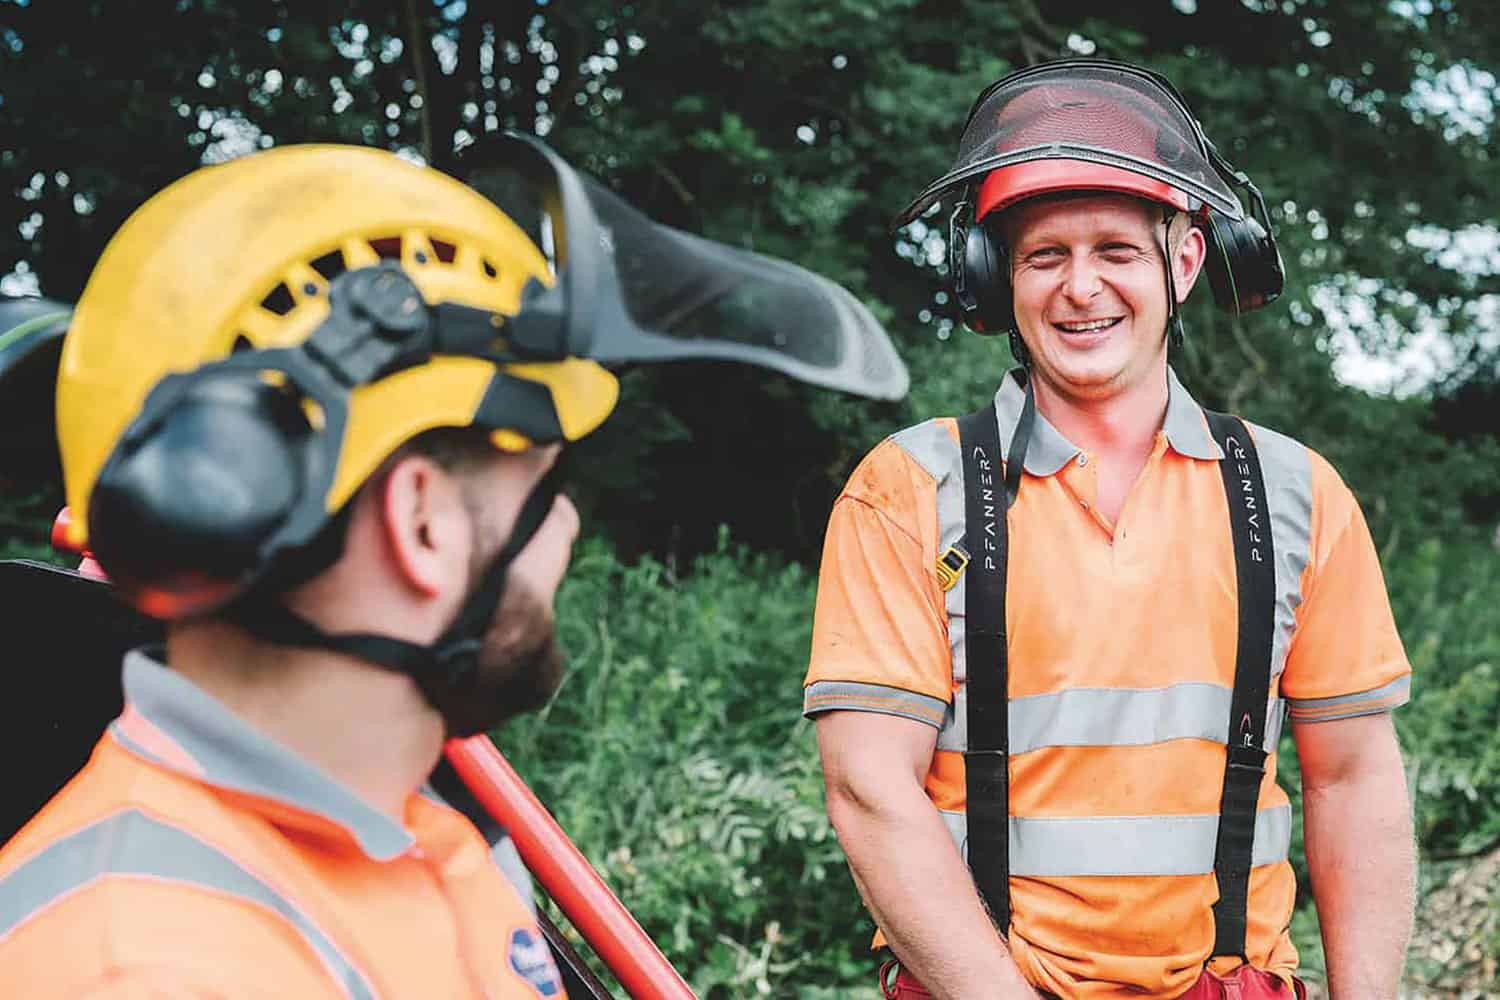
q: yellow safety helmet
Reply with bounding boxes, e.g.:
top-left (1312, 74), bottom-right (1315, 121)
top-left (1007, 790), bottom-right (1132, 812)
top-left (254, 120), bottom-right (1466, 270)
top-left (57, 140), bottom-right (620, 617)
top-left (57, 134), bottom-right (908, 622)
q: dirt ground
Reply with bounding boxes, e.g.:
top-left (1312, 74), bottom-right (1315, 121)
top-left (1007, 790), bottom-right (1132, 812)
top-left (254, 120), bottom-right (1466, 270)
top-left (1299, 846), bottom-right (1500, 999)
top-left (1402, 846), bottom-right (1500, 998)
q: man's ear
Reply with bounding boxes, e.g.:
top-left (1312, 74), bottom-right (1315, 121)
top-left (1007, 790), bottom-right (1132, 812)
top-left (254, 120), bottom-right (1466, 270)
top-left (376, 454), bottom-right (469, 598)
top-left (1175, 223), bottom-right (1208, 304)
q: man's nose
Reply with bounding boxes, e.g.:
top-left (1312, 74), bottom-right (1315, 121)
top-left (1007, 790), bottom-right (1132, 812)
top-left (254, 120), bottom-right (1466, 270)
top-left (1063, 259), bottom-right (1103, 303)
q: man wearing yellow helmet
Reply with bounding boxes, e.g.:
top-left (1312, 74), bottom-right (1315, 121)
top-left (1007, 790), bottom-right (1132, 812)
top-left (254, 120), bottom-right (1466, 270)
top-left (804, 60), bottom-right (1413, 999)
top-left (0, 137), bottom-right (906, 996)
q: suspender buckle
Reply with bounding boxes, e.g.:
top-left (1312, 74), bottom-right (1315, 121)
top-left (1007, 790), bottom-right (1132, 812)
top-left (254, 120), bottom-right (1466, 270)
top-left (936, 544), bottom-right (970, 592)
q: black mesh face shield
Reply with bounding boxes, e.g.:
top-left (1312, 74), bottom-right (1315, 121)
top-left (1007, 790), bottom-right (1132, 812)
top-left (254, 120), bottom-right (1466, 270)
top-left (894, 60), bottom-right (1245, 228)
top-left (463, 136), bottom-right (909, 402)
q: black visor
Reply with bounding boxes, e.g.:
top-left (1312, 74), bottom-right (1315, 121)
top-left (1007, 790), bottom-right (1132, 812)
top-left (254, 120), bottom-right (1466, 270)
top-left (462, 134), bottom-right (909, 402)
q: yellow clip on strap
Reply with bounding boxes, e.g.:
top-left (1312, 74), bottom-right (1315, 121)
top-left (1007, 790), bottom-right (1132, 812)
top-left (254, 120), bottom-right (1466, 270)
top-left (935, 544), bottom-right (970, 592)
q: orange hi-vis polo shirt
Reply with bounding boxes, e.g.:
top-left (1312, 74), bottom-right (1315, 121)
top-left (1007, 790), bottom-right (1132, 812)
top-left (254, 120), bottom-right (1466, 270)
top-left (0, 651), bottom-right (566, 999)
top-left (804, 369), bottom-right (1411, 999)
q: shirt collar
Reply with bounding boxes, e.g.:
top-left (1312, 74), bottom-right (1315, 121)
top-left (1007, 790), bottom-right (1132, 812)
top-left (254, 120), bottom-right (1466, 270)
top-left (112, 650), bottom-right (416, 861)
top-left (1162, 366), bottom-right (1222, 460)
top-left (992, 366), bottom-right (1221, 476)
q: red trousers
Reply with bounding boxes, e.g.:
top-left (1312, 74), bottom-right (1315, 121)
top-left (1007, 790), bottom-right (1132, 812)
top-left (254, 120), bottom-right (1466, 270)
top-left (879, 960), bottom-right (1307, 999)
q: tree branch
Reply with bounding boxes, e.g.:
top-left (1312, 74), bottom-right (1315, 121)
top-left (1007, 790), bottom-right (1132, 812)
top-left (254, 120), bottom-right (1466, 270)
top-left (1016, 0), bottom-right (1069, 48)
top-left (403, 0), bottom-right (433, 162)
top-left (651, 162), bottom-right (697, 208)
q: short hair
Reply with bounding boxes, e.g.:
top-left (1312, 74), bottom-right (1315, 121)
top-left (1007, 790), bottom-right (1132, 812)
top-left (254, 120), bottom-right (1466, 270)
top-left (398, 426), bottom-right (498, 475)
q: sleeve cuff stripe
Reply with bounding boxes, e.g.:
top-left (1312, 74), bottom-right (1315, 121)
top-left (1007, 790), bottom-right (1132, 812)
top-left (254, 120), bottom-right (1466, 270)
top-left (1289, 692), bottom-right (1410, 722)
top-left (1290, 702), bottom-right (1404, 723)
top-left (1287, 675), bottom-right (1410, 712)
top-left (803, 682), bottom-right (948, 727)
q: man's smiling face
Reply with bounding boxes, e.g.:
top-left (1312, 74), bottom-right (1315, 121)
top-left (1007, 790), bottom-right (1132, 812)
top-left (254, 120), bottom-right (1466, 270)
top-left (1002, 193), bottom-right (1204, 403)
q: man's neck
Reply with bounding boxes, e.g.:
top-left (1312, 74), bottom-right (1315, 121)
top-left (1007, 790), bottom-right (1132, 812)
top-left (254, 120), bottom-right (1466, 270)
top-left (1027, 364), bottom-right (1170, 464)
top-left (165, 620), bottom-right (446, 822)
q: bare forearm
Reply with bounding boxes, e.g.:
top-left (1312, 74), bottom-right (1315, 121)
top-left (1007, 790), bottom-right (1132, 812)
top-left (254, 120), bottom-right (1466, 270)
top-left (1303, 752), bottom-right (1415, 999)
top-left (830, 791), bottom-right (1038, 1000)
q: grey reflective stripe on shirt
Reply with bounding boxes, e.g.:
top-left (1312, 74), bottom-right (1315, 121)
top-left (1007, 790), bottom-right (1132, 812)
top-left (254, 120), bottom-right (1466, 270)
top-left (1007, 683), bottom-right (1287, 754)
top-left (810, 678), bottom-right (1287, 754)
top-left (1250, 421), bottom-right (1314, 686)
top-left (0, 810), bottom-right (378, 999)
top-left (889, 418), bottom-right (973, 753)
top-left (939, 804), bottom-right (1293, 876)
top-left (490, 835), bottom-right (537, 914)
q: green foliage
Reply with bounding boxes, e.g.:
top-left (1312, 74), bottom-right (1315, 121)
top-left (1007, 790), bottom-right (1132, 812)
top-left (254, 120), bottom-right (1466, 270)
top-left (0, 481), bottom-right (63, 563)
top-left (1390, 537), bottom-right (1500, 857)
top-left (502, 533), bottom-right (877, 996)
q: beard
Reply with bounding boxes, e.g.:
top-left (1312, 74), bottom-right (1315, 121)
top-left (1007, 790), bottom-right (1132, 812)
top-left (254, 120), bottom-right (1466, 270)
top-left (468, 579), bottom-right (566, 732)
top-left (432, 576), bottom-right (566, 739)
top-left (430, 493), bottom-right (569, 738)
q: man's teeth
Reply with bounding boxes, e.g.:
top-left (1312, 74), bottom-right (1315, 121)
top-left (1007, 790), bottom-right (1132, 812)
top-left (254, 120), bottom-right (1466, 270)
top-left (1056, 318), bottom-right (1117, 332)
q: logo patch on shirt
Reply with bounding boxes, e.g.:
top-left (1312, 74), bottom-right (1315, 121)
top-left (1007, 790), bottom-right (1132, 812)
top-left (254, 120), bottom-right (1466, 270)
top-left (508, 927), bottom-right (563, 997)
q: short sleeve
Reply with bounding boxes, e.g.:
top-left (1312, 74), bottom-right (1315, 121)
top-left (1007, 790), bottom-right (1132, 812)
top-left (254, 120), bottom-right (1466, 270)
top-left (803, 437), bottom-right (954, 729)
top-left (1280, 454), bottom-right (1411, 723)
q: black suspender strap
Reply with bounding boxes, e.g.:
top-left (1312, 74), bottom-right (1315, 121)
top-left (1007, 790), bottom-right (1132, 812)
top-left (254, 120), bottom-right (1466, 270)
top-left (957, 372), bottom-right (1034, 931)
top-left (1202, 410), bottom-right (1278, 960)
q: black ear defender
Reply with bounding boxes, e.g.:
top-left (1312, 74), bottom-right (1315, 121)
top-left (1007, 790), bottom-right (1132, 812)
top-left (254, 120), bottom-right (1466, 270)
top-left (86, 264), bottom-right (442, 618)
top-left (88, 367), bottom-right (323, 613)
top-left (948, 196), bottom-right (1034, 365)
top-left (949, 197), bottom-right (1014, 336)
top-left (1197, 140), bottom-right (1284, 314)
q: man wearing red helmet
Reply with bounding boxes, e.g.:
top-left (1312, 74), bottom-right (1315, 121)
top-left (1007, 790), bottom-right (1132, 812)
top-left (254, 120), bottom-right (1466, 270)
top-left (804, 61), bottom-right (1413, 999)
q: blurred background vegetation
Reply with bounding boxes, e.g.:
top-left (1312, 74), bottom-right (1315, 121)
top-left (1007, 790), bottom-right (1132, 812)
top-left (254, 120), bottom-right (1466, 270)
top-left (2, 0), bottom-right (1497, 995)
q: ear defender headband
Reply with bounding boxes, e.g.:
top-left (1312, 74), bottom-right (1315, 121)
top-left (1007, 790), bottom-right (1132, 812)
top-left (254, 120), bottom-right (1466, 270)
top-left (923, 59), bottom-right (1284, 339)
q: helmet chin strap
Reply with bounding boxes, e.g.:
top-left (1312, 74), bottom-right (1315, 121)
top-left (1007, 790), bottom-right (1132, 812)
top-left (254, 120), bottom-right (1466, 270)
top-left (1160, 207), bottom-right (1186, 353)
top-left (232, 467), bottom-right (562, 734)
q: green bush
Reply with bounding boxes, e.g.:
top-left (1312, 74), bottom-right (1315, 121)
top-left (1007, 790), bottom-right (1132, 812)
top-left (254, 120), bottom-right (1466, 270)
top-left (1389, 535), bottom-right (1500, 858)
top-left (501, 532), bottom-right (878, 997)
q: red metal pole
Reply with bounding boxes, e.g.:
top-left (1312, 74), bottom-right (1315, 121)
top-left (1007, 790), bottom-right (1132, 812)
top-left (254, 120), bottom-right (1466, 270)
top-left (445, 736), bottom-right (696, 1000)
